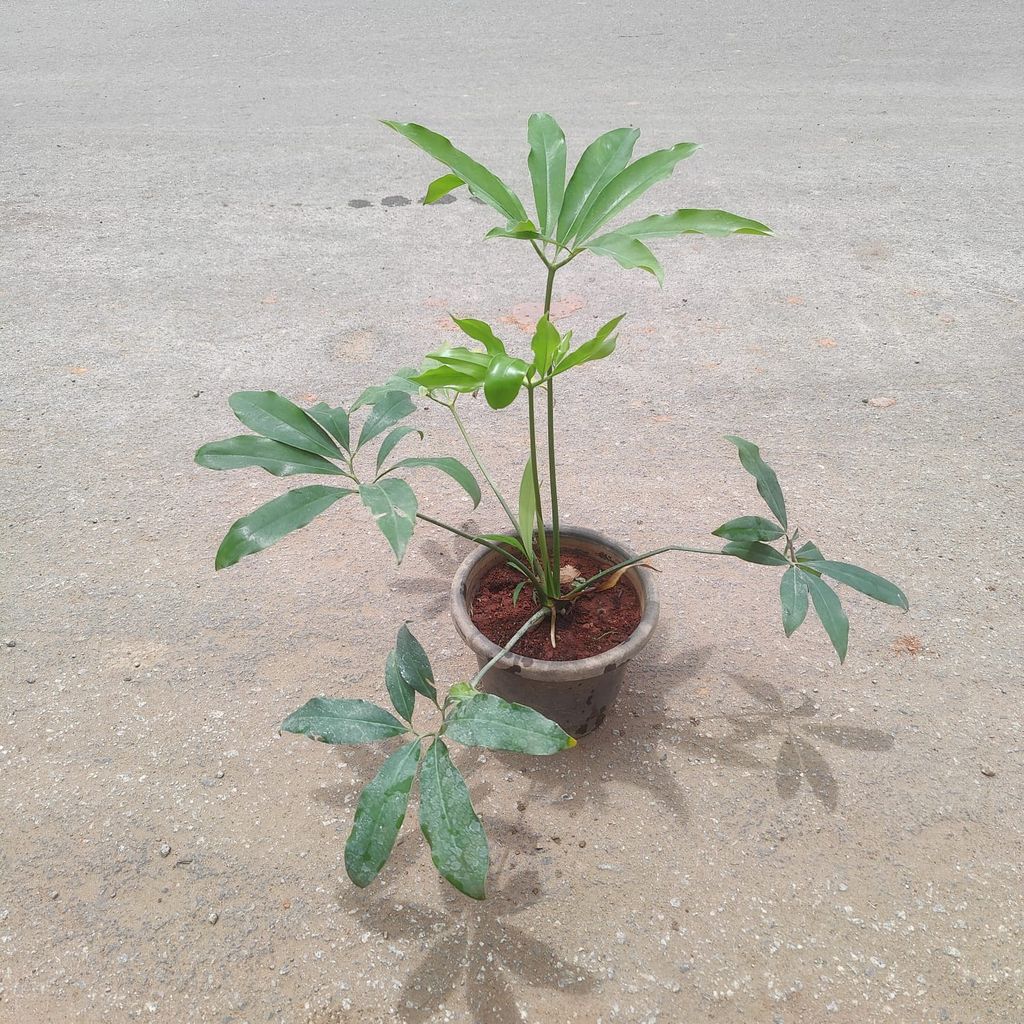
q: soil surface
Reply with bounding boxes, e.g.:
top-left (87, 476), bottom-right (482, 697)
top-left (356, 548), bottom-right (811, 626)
top-left (470, 548), bottom-right (643, 661)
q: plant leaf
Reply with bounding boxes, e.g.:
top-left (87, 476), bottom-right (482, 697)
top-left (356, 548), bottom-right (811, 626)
top-left (475, 533), bottom-right (528, 557)
top-left (573, 142), bottom-right (699, 242)
top-left (395, 623), bottom-right (437, 703)
top-left (424, 346), bottom-right (492, 377)
top-left (357, 391), bottom-right (417, 450)
top-left (344, 739), bottom-right (421, 887)
top-left (382, 120), bottom-right (528, 225)
top-left (557, 127), bottom-right (640, 244)
top-left (590, 207), bottom-right (773, 244)
top-left (375, 425), bottom-right (423, 472)
top-left (483, 354), bottom-right (530, 410)
top-left (530, 315), bottom-right (560, 375)
top-left (721, 541), bottom-right (789, 566)
top-left (385, 649), bottom-right (415, 722)
top-left (517, 456), bottom-right (537, 554)
top-left (409, 365), bottom-right (483, 393)
top-left (351, 370), bottom-right (419, 412)
top-left (512, 580), bottom-right (527, 606)
top-left (553, 314), bottom-right (624, 375)
top-left (228, 391), bottom-right (341, 460)
top-left (195, 436), bottom-right (348, 478)
top-left (450, 317), bottom-right (506, 357)
top-left (801, 560), bottom-right (909, 611)
top-left (779, 566), bottom-right (809, 637)
top-left (527, 113), bottom-right (567, 238)
top-left (804, 572), bottom-right (850, 662)
top-left (423, 172), bottom-right (465, 205)
top-left (583, 234), bottom-right (664, 285)
top-left (418, 739), bottom-right (489, 899)
top-left (385, 456), bottom-right (481, 508)
top-left (281, 697), bottom-right (408, 744)
top-left (712, 515), bottom-right (786, 543)
top-left (724, 435), bottom-right (788, 529)
top-left (484, 220), bottom-right (545, 240)
top-left (359, 478), bottom-right (418, 563)
top-left (445, 692), bottom-right (576, 754)
top-left (447, 682), bottom-right (476, 703)
top-left (796, 540), bottom-right (825, 562)
top-left (215, 485), bottom-right (354, 569)
top-left (306, 403), bottom-right (351, 452)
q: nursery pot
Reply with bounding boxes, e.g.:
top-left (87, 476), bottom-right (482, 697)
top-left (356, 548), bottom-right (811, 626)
top-left (450, 527), bottom-right (660, 738)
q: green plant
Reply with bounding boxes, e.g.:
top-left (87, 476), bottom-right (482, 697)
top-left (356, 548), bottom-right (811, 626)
top-left (281, 617), bottom-right (574, 899)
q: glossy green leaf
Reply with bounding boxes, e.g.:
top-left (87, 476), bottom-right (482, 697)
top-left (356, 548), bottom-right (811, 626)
top-left (530, 315), bottom-right (560, 375)
top-left (195, 436), bottom-right (348, 478)
top-left (483, 354), bottom-right (530, 409)
top-left (583, 233), bottom-right (664, 285)
top-left (724, 435), bottom-right (788, 529)
top-left (357, 391), bottom-right (416, 450)
top-left (805, 573), bottom-right (850, 663)
top-left (425, 346), bottom-right (491, 377)
top-left (229, 391), bottom-right (341, 460)
top-left (423, 173), bottom-right (464, 205)
top-left (375, 425), bottom-right (423, 472)
top-left (591, 208), bottom-right (773, 244)
top-left (351, 370), bottom-right (419, 412)
top-left (445, 692), bottom-right (576, 754)
top-left (803, 560), bottom-right (909, 611)
top-left (281, 697), bottom-right (408, 744)
top-left (214, 485), bottom-right (354, 569)
top-left (306, 403), bottom-right (351, 452)
top-left (712, 515), bottom-right (786, 543)
top-left (475, 533), bottom-right (528, 557)
top-left (721, 541), bottom-right (789, 566)
top-left (384, 457), bottom-right (481, 508)
top-left (384, 649), bottom-right (415, 722)
top-left (382, 120), bottom-right (528, 225)
top-left (557, 127), bottom-right (640, 244)
top-left (527, 113), bottom-right (567, 238)
top-left (395, 623), bottom-right (437, 703)
top-left (779, 566), bottom-right (809, 637)
top-left (359, 478), bottom-right (418, 563)
top-left (484, 220), bottom-right (545, 240)
top-left (450, 317), bottom-right (506, 357)
top-left (409, 364), bottom-right (483, 394)
top-left (573, 142), bottom-right (699, 242)
top-left (553, 315), bottom-right (624, 375)
top-left (418, 739), bottom-right (488, 899)
top-left (345, 739), bottom-right (421, 888)
top-left (517, 457), bottom-right (537, 554)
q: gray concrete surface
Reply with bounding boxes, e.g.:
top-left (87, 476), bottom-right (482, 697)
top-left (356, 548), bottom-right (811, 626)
top-left (3, 1), bottom-right (1023, 1021)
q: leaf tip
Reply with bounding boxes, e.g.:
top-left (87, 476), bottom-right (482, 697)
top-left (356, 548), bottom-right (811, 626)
top-left (567, 736), bottom-right (577, 749)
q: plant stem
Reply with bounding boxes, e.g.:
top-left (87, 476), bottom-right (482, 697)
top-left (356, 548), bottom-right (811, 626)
top-left (526, 385), bottom-right (553, 594)
top-left (565, 544), bottom-right (731, 597)
top-left (469, 607), bottom-right (547, 688)
top-left (447, 400), bottom-right (519, 532)
top-left (414, 511), bottom-right (537, 581)
top-left (542, 263), bottom-right (562, 582)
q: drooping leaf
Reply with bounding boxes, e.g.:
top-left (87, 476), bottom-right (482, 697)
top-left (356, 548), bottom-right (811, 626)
top-left (527, 113), bottom-right (567, 238)
top-left (517, 456), bottom-right (537, 554)
top-left (375, 425), bottom-right (423, 471)
top-left (724, 436), bottom-right (788, 529)
top-left (583, 233), bottom-right (664, 285)
top-left (359, 478), bottom-right (418, 563)
top-left (281, 697), bottom-right (408, 744)
top-left (801, 560), bottom-right (909, 611)
top-left (557, 127), bottom-right (640, 244)
top-left (445, 692), bottom-right (576, 754)
top-left (804, 572), bottom-right (850, 662)
top-left (345, 740), bottom-right (421, 887)
top-left (195, 436), bottom-right (348, 478)
top-left (712, 515), bottom-right (786, 543)
top-left (384, 457), bottom-right (481, 508)
top-left (395, 623), bottom-right (437, 703)
top-left (573, 142), bottom-right (699, 242)
top-left (590, 208), bottom-right (773, 244)
top-left (423, 172), bottom-right (465, 205)
top-left (553, 314), bottom-right (625, 375)
top-left (475, 533), bottom-right (528, 557)
top-left (357, 391), bottom-right (417, 450)
top-left (530, 315), bottom-right (560, 375)
top-left (385, 649), bottom-right (415, 722)
top-left (351, 370), bottom-right (420, 412)
top-left (306, 403), bottom-right (352, 452)
top-left (484, 220), bottom-right (545, 240)
top-left (229, 391), bottom-right (341, 460)
top-left (721, 541), bottom-right (789, 566)
top-left (779, 566), bottom-right (809, 637)
top-left (382, 120), bottom-right (528, 225)
top-left (214, 485), bottom-right (354, 569)
top-left (418, 739), bottom-right (489, 899)
top-left (450, 317), bottom-right (507, 357)
top-left (483, 354), bottom-right (530, 409)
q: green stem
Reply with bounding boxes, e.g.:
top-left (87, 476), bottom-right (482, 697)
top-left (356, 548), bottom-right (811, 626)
top-left (414, 511), bottom-right (538, 582)
top-left (447, 400), bottom-right (519, 533)
top-left (541, 262), bottom-right (562, 586)
top-left (526, 386), bottom-right (553, 594)
top-left (565, 544), bottom-right (731, 598)
top-left (469, 607), bottom-right (547, 687)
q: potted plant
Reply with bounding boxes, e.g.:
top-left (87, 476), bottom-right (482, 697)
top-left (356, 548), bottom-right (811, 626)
top-left (195, 114), bottom-right (908, 896)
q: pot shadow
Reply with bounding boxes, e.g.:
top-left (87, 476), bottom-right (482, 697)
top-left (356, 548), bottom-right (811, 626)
top-left (393, 521), bottom-right (482, 621)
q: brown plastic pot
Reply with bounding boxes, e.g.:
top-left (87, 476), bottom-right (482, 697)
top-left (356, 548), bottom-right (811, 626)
top-left (450, 527), bottom-right (660, 738)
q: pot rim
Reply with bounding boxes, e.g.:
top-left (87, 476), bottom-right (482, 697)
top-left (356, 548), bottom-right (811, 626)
top-left (450, 526), bottom-right (660, 683)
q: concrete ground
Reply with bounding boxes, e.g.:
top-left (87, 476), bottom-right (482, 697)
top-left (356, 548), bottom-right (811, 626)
top-left (3, 1), bottom-right (1022, 1021)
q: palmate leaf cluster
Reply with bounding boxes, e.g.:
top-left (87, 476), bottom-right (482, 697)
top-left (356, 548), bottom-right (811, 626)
top-left (280, 624), bottom-right (574, 899)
